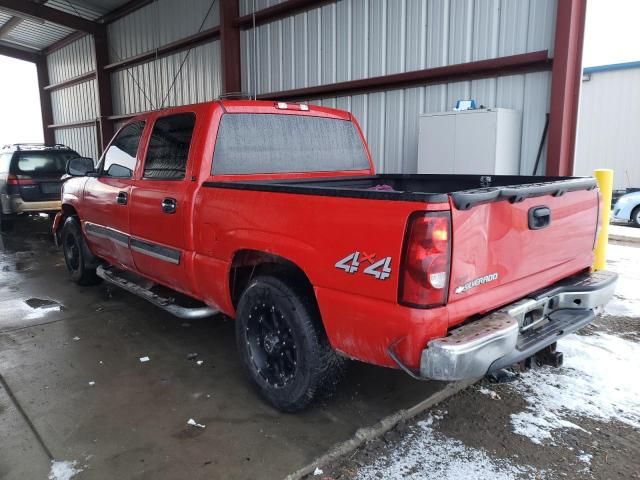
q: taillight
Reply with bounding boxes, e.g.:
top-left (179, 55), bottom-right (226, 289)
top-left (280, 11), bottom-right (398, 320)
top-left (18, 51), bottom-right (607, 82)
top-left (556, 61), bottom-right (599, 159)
top-left (7, 174), bottom-right (34, 185)
top-left (399, 211), bottom-right (452, 308)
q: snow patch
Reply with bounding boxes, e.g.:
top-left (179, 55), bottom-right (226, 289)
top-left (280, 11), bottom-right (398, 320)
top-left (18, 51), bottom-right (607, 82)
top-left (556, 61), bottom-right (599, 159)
top-left (478, 387), bottom-right (501, 400)
top-left (578, 453), bottom-right (592, 464)
top-left (356, 414), bottom-right (544, 480)
top-left (48, 460), bottom-right (82, 480)
top-left (603, 243), bottom-right (640, 317)
top-left (510, 332), bottom-right (640, 444)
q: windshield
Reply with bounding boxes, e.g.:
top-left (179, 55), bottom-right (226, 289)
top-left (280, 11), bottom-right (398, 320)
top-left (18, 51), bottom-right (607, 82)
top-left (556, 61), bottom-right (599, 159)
top-left (212, 113), bottom-right (370, 175)
top-left (12, 150), bottom-right (79, 175)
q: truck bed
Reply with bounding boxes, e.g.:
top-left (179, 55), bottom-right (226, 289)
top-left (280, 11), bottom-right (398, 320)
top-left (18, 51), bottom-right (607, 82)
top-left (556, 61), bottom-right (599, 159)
top-left (204, 174), bottom-right (597, 210)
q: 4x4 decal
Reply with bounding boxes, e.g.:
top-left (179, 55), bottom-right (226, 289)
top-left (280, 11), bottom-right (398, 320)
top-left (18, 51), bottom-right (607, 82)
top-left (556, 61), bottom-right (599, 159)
top-left (335, 251), bottom-right (392, 280)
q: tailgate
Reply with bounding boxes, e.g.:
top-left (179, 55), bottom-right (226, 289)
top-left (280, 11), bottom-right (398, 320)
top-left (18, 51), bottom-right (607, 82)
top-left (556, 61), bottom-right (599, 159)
top-left (447, 187), bottom-right (598, 319)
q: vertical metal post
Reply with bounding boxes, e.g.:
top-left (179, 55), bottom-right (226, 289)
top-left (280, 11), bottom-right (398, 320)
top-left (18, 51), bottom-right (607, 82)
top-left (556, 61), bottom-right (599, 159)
top-left (220, 0), bottom-right (242, 95)
top-left (593, 169), bottom-right (614, 271)
top-left (93, 27), bottom-right (115, 155)
top-left (546, 0), bottom-right (587, 176)
top-left (35, 55), bottom-right (55, 145)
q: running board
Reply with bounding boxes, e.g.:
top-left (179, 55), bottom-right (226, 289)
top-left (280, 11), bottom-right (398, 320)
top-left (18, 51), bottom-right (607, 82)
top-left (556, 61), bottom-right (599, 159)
top-left (96, 265), bottom-right (217, 319)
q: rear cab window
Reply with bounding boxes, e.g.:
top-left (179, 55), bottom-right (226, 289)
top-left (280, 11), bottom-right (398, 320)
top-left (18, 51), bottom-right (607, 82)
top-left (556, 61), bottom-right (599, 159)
top-left (211, 114), bottom-right (370, 175)
top-left (143, 113), bottom-right (196, 180)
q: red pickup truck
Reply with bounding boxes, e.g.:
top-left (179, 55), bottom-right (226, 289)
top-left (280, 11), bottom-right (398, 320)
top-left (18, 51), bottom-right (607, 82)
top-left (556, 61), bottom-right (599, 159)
top-left (54, 100), bottom-right (617, 412)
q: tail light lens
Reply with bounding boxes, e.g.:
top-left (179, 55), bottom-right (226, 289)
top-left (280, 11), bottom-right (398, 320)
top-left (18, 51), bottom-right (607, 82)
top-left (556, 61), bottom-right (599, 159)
top-left (399, 211), bottom-right (452, 308)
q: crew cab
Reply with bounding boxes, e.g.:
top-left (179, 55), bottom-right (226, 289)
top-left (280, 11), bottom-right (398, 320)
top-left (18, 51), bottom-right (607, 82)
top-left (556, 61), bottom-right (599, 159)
top-left (54, 100), bottom-right (617, 412)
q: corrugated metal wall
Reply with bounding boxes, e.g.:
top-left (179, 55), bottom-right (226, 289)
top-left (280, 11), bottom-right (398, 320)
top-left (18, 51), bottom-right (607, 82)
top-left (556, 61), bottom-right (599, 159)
top-left (54, 124), bottom-right (100, 162)
top-left (241, 0), bottom-right (556, 173)
top-left (108, 0), bottom-right (222, 116)
top-left (45, 0), bottom-right (557, 174)
top-left (110, 42), bottom-right (221, 116)
top-left (574, 67), bottom-right (640, 190)
top-left (108, 0), bottom-right (220, 59)
top-left (47, 35), bottom-right (99, 160)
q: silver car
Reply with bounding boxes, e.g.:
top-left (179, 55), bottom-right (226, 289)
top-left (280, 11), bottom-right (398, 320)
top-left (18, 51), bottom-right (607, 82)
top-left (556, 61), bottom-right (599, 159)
top-left (612, 190), bottom-right (640, 227)
top-left (0, 143), bottom-right (81, 222)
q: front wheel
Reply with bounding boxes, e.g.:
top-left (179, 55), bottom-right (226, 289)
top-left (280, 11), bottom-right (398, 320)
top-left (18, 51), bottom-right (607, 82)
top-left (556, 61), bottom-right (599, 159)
top-left (235, 275), bottom-right (345, 412)
top-left (632, 206), bottom-right (640, 228)
top-left (61, 216), bottom-right (101, 286)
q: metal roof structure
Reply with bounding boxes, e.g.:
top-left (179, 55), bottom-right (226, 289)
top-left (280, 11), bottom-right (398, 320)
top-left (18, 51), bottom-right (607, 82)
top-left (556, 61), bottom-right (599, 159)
top-left (0, 0), bottom-right (589, 177)
top-left (0, 0), bottom-right (137, 53)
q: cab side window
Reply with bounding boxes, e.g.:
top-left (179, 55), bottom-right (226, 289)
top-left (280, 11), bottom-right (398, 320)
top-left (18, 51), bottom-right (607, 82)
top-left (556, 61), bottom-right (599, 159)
top-left (143, 113), bottom-right (196, 180)
top-left (102, 121), bottom-right (145, 178)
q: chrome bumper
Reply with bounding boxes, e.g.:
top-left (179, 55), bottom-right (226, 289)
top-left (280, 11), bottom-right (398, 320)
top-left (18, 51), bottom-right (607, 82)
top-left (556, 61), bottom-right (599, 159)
top-left (420, 270), bottom-right (618, 381)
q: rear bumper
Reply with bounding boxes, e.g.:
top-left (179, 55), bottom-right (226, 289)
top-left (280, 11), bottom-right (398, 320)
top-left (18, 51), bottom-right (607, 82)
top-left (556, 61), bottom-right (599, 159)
top-left (1, 194), bottom-right (61, 214)
top-left (418, 270), bottom-right (617, 381)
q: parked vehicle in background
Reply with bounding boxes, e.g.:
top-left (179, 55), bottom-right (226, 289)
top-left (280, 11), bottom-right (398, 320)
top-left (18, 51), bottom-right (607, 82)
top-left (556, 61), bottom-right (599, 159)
top-left (612, 190), bottom-right (640, 227)
top-left (0, 144), bottom-right (83, 226)
top-left (54, 100), bottom-right (617, 412)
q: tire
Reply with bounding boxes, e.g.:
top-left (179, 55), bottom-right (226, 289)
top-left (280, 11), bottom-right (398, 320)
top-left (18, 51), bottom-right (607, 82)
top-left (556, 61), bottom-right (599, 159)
top-left (0, 215), bottom-right (14, 233)
top-left (632, 206), bottom-right (640, 228)
top-left (235, 275), bottom-right (345, 412)
top-left (61, 216), bottom-right (102, 286)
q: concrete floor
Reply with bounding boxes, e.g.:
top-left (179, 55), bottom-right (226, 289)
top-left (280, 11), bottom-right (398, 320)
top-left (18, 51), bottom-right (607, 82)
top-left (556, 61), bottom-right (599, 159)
top-left (0, 216), bottom-right (448, 480)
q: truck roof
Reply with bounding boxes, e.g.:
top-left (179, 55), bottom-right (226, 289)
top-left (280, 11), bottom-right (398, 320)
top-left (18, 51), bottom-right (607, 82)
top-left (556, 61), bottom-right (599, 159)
top-left (126, 99), bottom-right (352, 123)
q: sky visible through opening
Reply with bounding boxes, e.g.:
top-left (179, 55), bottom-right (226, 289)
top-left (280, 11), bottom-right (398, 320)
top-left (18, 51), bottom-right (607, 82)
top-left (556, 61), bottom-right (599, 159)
top-left (0, 0), bottom-right (639, 147)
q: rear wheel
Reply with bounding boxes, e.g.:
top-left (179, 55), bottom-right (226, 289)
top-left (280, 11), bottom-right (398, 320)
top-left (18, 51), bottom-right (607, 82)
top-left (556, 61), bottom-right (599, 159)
top-left (632, 206), bottom-right (640, 227)
top-left (235, 275), bottom-right (345, 412)
top-left (61, 216), bottom-right (101, 285)
top-left (0, 215), bottom-right (13, 233)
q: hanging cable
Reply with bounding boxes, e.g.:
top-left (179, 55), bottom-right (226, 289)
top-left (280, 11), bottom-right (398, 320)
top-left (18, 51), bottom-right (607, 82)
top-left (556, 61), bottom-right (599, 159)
top-left (160, 0), bottom-right (217, 109)
top-left (252, 0), bottom-right (257, 100)
top-left (63, 0), bottom-right (157, 110)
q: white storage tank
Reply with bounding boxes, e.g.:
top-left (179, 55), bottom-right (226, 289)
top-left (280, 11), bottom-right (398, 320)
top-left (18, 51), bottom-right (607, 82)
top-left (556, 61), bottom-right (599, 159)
top-left (417, 108), bottom-right (522, 175)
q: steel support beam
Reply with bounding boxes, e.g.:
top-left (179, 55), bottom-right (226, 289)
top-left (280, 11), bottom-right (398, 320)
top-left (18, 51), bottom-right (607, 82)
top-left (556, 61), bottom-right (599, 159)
top-left (100, 0), bottom-right (154, 24)
top-left (104, 26), bottom-right (220, 72)
top-left (94, 28), bottom-right (114, 154)
top-left (546, 0), bottom-right (587, 176)
top-left (35, 56), bottom-right (55, 145)
top-left (0, 42), bottom-right (39, 62)
top-left (44, 71), bottom-right (96, 92)
top-left (257, 51), bottom-right (552, 101)
top-left (235, 0), bottom-right (333, 29)
top-left (220, 0), bottom-right (242, 94)
top-left (0, 0), bottom-right (98, 33)
top-left (43, 31), bottom-right (87, 55)
top-left (0, 16), bottom-right (22, 39)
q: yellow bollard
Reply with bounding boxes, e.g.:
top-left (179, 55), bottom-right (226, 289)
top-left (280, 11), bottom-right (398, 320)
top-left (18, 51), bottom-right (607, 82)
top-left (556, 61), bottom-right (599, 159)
top-left (593, 169), bottom-right (614, 271)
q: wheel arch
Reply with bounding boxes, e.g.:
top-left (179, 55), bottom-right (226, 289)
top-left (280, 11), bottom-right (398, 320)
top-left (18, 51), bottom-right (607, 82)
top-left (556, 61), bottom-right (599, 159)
top-left (229, 249), bottom-right (317, 310)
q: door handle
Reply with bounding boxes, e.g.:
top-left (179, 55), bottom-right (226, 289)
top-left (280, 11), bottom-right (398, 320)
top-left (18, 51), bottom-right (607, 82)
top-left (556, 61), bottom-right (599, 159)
top-left (161, 197), bottom-right (177, 214)
top-left (116, 191), bottom-right (128, 205)
top-left (528, 206), bottom-right (551, 230)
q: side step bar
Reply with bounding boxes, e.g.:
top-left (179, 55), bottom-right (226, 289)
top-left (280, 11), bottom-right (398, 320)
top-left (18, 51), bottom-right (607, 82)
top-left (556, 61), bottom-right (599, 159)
top-left (96, 265), bottom-right (217, 319)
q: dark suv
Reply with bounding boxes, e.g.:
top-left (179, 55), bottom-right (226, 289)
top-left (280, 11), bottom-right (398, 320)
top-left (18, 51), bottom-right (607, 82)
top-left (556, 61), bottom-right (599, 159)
top-left (0, 144), bottom-right (82, 222)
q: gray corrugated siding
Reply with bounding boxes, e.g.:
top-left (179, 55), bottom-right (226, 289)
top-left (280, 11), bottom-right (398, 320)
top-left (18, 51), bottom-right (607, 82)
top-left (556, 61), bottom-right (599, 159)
top-left (51, 79), bottom-right (99, 124)
top-left (47, 36), bottom-right (100, 159)
top-left (242, 0), bottom-right (557, 174)
top-left (47, 35), bottom-right (95, 84)
top-left (575, 67), bottom-right (640, 190)
top-left (110, 41), bottom-right (221, 115)
top-left (307, 71), bottom-right (551, 175)
top-left (44, 0), bottom-right (558, 175)
top-left (108, 0), bottom-right (220, 60)
top-left (54, 126), bottom-right (99, 162)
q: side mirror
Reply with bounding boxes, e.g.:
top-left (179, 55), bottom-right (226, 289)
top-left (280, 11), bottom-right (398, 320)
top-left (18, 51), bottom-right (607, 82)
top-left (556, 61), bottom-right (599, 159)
top-left (67, 157), bottom-right (95, 176)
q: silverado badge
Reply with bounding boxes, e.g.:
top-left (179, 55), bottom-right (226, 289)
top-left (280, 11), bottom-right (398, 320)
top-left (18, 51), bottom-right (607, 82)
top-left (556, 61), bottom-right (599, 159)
top-left (455, 273), bottom-right (499, 294)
